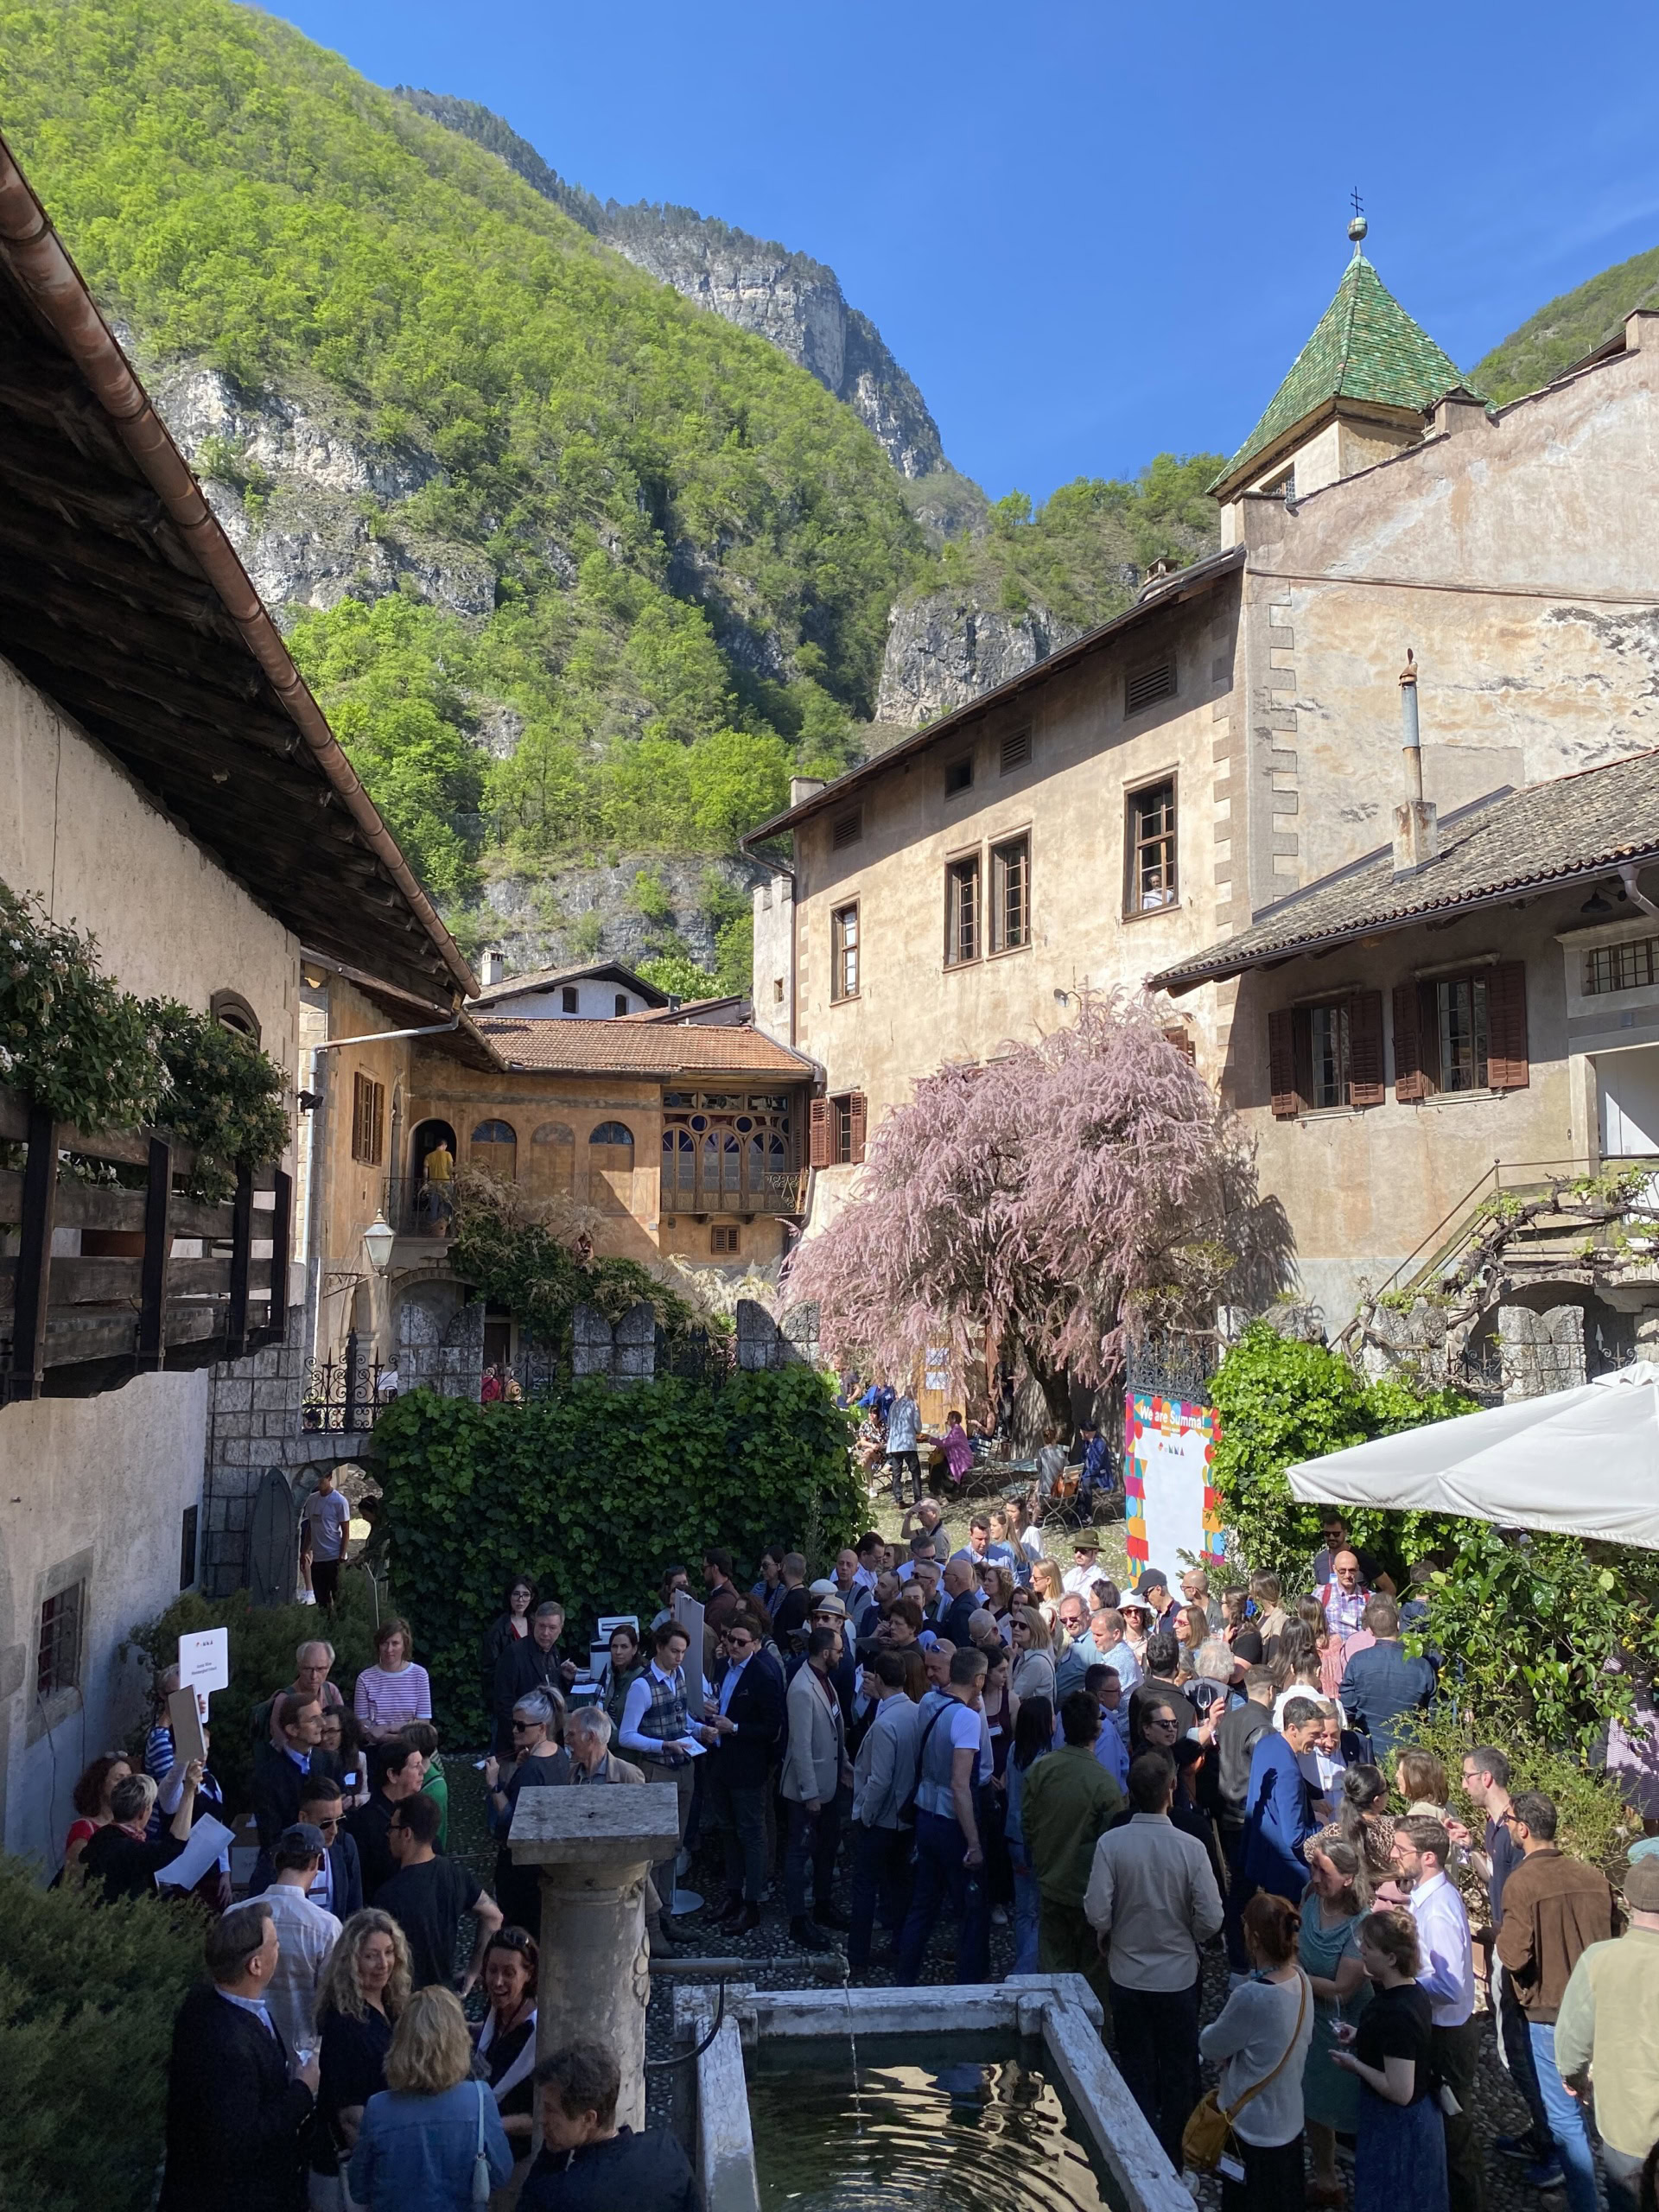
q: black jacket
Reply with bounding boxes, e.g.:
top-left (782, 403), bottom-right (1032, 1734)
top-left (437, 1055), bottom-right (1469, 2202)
top-left (251, 1744), bottom-right (340, 1855)
top-left (1212, 1699), bottom-right (1272, 1828)
top-left (493, 1637), bottom-right (573, 1753)
top-left (247, 1829), bottom-right (364, 1922)
top-left (518, 2125), bottom-right (700, 2212)
top-left (706, 1652), bottom-right (785, 1789)
top-left (940, 1591), bottom-right (981, 1648)
top-left (344, 1791), bottom-right (399, 1904)
top-left (82, 1821), bottom-right (186, 1903)
top-left (157, 1982), bottom-right (314, 2212)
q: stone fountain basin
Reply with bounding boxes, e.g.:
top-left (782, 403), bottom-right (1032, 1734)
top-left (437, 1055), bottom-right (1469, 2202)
top-left (673, 1974), bottom-right (1198, 2212)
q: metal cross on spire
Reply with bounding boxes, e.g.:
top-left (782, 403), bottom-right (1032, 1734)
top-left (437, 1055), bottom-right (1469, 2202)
top-left (1348, 187), bottom-right (1369, 251)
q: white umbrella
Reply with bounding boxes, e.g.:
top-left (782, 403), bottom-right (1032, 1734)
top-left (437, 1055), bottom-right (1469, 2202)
top-left (1284, 1360), bottom-right (1659, 1551)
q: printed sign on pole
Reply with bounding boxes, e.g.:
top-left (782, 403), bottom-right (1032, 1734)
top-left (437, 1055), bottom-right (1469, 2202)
top-left (178, 1626), bottom-right (230, 1700)
top-left (1123, 1392), bottom-right (1224, 1575)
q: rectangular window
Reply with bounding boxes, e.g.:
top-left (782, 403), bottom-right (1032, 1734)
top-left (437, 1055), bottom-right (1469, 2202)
top-left (832, 809), bottom-right (862, 850)
top-left (999, 729), bottom-right (1032, 775)
top-left (36, 1583), bottom-right (83, 1700)
top-left (1126, 780), bottom-right (1178, 913)
top-left (831, 903), bottom-right (860, 1001)
top-left (614, 994), bottom-right (628, 1016)
top-left (945, 757), bottom-right (974, 797)
top-left (350, 1072), bottom-right (385, 1166)
top-left (562, 986), bottom-right (579, 1012)
top-left (944, 855), bottom-right (982, 966)
top-left (1308, 1002), bottom-right (1351, 1109)
top-left (179, 1505), bottom-right (199, 1592)
top-left (664, 1090), bottom-right (696, 1109)
top-left (710, 1225), bottom-right (740, 1255)
top-left (1586, 937), bottom-right (1659, 995)
top-left (989, 836), bottom-right (1031, 953)
top-left (1125, 660), bottom-right (1176, 715)
top-left (1436, 975), bottom-right (1491, 1093)
top-left (772, 977), bottom-right (785, 1005)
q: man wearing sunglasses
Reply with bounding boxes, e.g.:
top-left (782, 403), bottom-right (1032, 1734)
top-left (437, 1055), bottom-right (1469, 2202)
top-left (245, 1775), bottom-right (362, 1920)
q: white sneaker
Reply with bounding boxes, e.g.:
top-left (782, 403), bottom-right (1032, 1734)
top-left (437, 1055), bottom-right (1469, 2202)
top-left (990, 1905), bottom-right (1008, 1926)
top-left (298, 1591), bottom-right (317, 1605)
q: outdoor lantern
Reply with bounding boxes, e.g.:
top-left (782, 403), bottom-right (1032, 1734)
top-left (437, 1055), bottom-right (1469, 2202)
top-left (362, 1212), bottom-right (396, 1274)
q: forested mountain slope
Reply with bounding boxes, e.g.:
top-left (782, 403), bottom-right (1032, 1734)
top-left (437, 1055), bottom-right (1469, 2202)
top-left (1473, 241), bottom-right (1659, 403)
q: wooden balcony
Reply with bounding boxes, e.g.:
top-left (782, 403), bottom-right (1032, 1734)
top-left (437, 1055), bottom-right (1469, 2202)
top-left (0, 1089), bottom-right (289, 1402)
top-left (658, 1166), bottom-right (806, 1218)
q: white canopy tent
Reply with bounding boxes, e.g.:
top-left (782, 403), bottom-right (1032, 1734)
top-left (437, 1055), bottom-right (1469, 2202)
top-left (1285, 1361), bottom-right (1659, 1551)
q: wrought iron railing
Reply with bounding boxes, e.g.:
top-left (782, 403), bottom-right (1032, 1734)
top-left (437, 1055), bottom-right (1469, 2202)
top-left (303, 1330), bottom-right (391, 1431)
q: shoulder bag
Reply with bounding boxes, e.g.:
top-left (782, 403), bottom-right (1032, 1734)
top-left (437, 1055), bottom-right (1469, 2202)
top-left (897, 1706), bottom-right (947, 1828)
top-left (1181, 1971), bottom-right (1307, 2175)
top-left (471, 2077), bottom-right (492, 2205)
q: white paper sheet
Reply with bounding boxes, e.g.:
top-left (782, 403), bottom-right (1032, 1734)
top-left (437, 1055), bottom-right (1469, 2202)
top-left (156, 1814), bottom-right (235, 1892)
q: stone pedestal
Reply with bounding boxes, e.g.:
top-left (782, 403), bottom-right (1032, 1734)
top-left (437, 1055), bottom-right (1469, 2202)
top-left (509, 1783), bottom-right (683, 2133)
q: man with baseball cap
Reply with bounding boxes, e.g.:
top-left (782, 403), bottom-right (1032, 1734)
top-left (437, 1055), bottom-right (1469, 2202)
top-left (258, 1822), bottom-right (340, 2056)
top-left (1552, 1849), bottom-right (1659, 2212)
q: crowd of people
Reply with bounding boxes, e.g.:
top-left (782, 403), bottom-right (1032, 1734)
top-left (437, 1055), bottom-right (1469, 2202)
top-left (61, 1493), bottom-right (1658, 2212)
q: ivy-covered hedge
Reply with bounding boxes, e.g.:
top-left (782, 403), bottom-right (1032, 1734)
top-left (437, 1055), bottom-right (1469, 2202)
top-left (372, 1367), bottom-right (860, 1739)
top-left (1211, 1323), bottom-right (1659, 1751)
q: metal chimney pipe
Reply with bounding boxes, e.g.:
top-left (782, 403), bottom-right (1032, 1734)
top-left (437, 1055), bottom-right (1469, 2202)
top-left (1400, 648), bottom-right (1423, 802)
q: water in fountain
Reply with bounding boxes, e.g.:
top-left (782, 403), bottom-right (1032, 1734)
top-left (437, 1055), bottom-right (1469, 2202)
top-left (840, 1973), bottom-right (866, 2141)
top-left (747, 2034), bottom-right (1122, 2211)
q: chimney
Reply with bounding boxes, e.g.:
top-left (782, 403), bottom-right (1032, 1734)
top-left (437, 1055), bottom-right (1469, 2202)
top-left (481, 947), bottom-right (505, 988)
top-left (790, 776), bottom-right (827, 809)
top-left (1391, 650), bottom-right (1440, 875)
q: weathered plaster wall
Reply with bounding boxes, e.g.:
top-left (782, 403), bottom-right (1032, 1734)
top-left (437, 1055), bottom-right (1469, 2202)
top-left (751, 874), bottom-right (795, 1049)
top-left (1223, 892), bottom-right (1596, 1328)
top-left (791, 576), bottom-right (1243, 1172)
top-left (0, 652), bottom-right (301, 1085)
top-left (1236, 330), bottom-right (1659, 905)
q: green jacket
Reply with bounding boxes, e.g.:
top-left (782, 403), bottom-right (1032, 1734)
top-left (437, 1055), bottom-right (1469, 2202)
top-left (1553, 1925), bottom-right (1659, 2160)
top-left (420, 1754), bottom-right (449, 1853)
top-left (1019, 1742), bottom-right (1124, 1907)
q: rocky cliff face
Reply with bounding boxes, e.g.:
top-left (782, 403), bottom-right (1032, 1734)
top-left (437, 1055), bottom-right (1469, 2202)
top-left (874, 591), bottom-right (1084, 725)
top-left (395, 89), bottom-right (947, 483)
top-left (481, 853), bottom-right (766, 976)
top-left (150, 359), bottom-right (495, 623)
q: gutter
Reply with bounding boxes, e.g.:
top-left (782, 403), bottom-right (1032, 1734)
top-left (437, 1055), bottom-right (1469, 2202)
top-left (0, 130), bottom-right (477, 1004)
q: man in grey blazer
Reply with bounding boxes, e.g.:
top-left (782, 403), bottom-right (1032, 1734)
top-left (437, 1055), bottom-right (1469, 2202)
top-left (849, 1651), bottom-right (922, 1972)
top-left (780, 1625), bottom-right (852, 1951)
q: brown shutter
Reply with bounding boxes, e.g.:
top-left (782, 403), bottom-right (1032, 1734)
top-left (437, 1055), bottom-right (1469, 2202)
top-left (809, 1097), bottom-right (830, 1169)
top-left (1392, 982), bottom-right (1426, 1103)
top-left (849, 1093), bottom-right (868, 1165)
top-left (1418, 980), bottom-right (1442, 1093)
top-left (1162, 1027), bottom-right (1197, 1065)
top-left (1348, 992), bottom-right (1385, 1108)
top-left (1268, 1008), bottom-right (1300, 1119)
top-left (1487, 961), bottom-right (1530, 1090)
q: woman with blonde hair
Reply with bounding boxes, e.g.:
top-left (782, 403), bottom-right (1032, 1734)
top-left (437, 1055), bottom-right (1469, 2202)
top-left (309, 1909), bottom-right (410, 2209)
top-left (1029, 1557), bottom-right (1064, 1625)
top-left (349, 1984), bottom-right (512, 2209)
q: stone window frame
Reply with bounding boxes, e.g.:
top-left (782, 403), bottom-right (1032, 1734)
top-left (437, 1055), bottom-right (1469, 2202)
top-left (988, 830), bottom-right (1033, 957)
top-left (944, 848), bottom-right (982, 969)
top-left (1123, 773), bottom-right (1179, 918)
top-left (830, 901), bottom-right (861, 1003)
top-left (28, 1547), bottom-right (92, 1747)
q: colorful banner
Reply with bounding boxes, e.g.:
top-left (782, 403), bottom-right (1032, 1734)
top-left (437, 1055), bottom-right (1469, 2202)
top-left (1124, 1391), bottom-right (1224, 1573)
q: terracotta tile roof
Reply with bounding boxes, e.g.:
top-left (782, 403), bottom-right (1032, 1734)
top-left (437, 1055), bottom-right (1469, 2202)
top-left (475, 1017), bottom-right (816, 1077)
top-left (1150, 749), bottom-right (1659, 993)
top-left (1212, 249), bottom-right (1478, 498)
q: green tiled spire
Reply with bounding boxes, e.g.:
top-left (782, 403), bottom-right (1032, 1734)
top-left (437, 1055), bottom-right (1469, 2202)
top-left (1213, 242), bottom-right (1478, 494)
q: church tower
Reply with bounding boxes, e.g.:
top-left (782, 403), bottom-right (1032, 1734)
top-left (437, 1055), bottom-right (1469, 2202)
top-left (1213, 212), bottom-right (1479, 536)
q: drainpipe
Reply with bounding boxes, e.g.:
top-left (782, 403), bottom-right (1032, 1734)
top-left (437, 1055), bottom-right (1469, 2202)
top-left (1390, 650), bottom-right (1440, 876)
top-left (1616, 864), bottom-right (1659, 918)
top-left (300, 1012), bottom-right (463, 1362)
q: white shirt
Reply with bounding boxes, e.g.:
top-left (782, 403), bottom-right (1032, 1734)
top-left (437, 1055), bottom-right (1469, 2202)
top-left (1408, 1870), bottom-right (1476, 2027)
top-left (261, 1884), bottom-right (341, 2052)
top-left (1063, 1562), bottom-right (1105, 1599)
top-left (618, 1662), bottom-right (709, 1758)
top-left (1084, 1812), bottom-right (1224, 1990)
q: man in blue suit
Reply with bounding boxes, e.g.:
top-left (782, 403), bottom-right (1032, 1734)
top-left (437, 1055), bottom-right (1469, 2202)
top-left (1338, 1596), bottom-right (1436, 1765)
top-left (1241, 1699), bottom-right (1324, 1904)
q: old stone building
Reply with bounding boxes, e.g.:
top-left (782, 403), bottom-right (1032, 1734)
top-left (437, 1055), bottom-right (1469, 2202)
top-left (747, 222), bottom-right (1659, 1309)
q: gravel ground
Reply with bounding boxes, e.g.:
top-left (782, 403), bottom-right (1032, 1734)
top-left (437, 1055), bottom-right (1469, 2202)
top-left (446, 1477), bottom-right (1592, 2203)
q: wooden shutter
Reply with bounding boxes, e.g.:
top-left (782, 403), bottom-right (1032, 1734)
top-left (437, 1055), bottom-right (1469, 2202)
top-left (1348, 992), bottom-right (1385, 1108)
top-left (1163, 1027), bottom-right (1197, 1065)
top-left (809, 1097), bottom-right (830, 1169)
top-left (1268, 1008), bottom-right (1301, 1120)
top-left (1392, 982), bottom-right (1426, 1103)
top-left (1486, 961), bottom-right (1529, 1090)
top-left (849, 1093), bottom-right (868, 1165)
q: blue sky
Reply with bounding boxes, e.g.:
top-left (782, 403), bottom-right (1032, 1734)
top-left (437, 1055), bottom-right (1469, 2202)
top-left (281, 0), bottom-right (1659, 504)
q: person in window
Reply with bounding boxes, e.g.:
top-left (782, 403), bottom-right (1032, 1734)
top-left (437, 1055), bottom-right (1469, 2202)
top-left (421, 1138), bottom-right (454, 1232)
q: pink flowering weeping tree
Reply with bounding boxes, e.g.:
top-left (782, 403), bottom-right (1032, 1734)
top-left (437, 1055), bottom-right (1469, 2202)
top-left (787, 992), bottom-right (1289, 1426)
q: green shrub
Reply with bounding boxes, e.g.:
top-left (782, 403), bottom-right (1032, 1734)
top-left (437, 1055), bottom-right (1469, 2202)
top-left (0, 882), bottom-right (156, 1130)
top-left (124, 1574), bottom-right (380, 1814)
top-left (372, 1366), bottom-right (860, 1740)
top-left (0, 1859), bottom-right (204, 2212)
top-left (1397, 1707), bottom-right (1638, 1885)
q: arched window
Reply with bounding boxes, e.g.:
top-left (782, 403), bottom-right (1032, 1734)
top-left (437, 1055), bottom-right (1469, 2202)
top-left (589, 1122), bottom-right (634, 1215)
top-left (531, 1122), bottom-right (575, 1195)
top-left (470, 1118), bottom-right (518, 1179)
top-left (663, 1128), bottom-right (695, 1192)
top-left (210, 988), bottom-right (260, 1045)
top-left (721, 1133), bottom-right (741, 1192)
